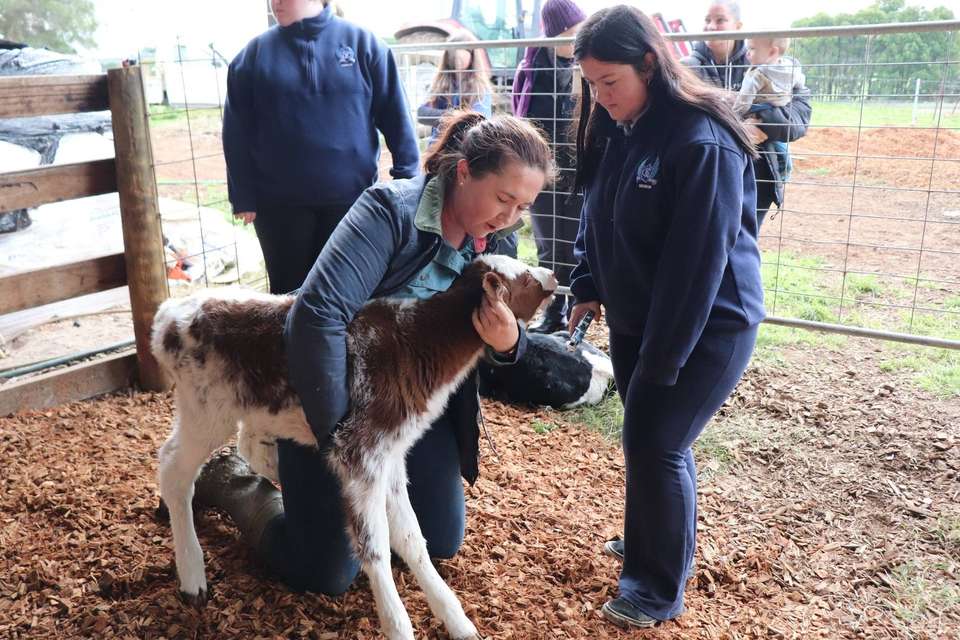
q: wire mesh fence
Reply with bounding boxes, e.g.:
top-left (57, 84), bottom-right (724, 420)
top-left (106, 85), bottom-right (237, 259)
top-left (67, 19), bottom-right (959, 349)
top-left (395, 21), bottom-right (960, 349)
top-left (140, 39), bottom-right (269, 298)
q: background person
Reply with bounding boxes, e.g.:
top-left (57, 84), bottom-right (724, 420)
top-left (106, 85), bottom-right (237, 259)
top-left (417, 32), bottom-right (493, 144)
top-left (512, 0), bottom-right (587, 333)
top-left (223, 0), bottom-right (419, 294)
top-left (733, 37), bottom-right (806, 181)
top-left (681, 0), bottom-right (812, 226)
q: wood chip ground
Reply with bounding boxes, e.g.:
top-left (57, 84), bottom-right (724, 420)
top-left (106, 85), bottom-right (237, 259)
top-left (2, 332), bottom-right (958, 639)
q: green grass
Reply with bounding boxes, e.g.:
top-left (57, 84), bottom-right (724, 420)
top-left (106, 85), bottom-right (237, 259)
top-left (566, 392), bottom-right (623, 441)
top-left (810, 100), bottom-right (960, 129)
top-left (845, 273), bottom-right (883, 297)
top-left (757, 250), bottom-right (960, 395)
top-left (531, 419), bottom-right (559, 435)
top-left (154, 181), bottom-right (259, 236)
top-left (564, 391), bottom-right (765, 476)
top-left (930, 515), bottom-right (960, 554)
top-left (148, 104), bottom-right (223, 130)
top-left (758, 251), bottom-right (847, 351)
top-left (885, 560), bottom-right (960, 626)
top-left (517, 219), bottom-right (539, 267)
top-left (880, 346), bottom-right (960, 397)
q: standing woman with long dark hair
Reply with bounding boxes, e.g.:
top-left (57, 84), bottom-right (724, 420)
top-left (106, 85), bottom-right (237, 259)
top-left (568, 6), bottom-right (765, 628)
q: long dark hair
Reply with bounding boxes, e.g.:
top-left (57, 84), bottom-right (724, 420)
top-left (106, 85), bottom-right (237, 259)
top-left (423, 110), bottom-right (556, 186)
top-left (572, 5), bottom-right (757, 191)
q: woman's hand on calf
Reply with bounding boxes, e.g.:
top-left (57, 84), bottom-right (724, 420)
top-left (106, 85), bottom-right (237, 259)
top-left (473, 296), bottom-right (520, 354)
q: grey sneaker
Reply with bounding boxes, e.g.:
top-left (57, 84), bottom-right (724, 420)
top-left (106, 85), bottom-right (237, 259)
top-left (601, 597), bottom-right (658, 629)
top-left (603, 539), bottom-right (696, 581)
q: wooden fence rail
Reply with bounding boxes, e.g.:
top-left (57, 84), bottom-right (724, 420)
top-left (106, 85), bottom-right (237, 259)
top-left (0, 66), bottom-right (169, 415)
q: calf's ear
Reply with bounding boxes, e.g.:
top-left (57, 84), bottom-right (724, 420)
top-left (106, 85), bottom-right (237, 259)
top-left (482, 272), bottom-right (509, 303)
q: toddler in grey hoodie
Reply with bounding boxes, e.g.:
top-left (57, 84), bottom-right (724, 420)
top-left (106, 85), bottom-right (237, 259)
top-left (734, 37), bottom-right (806, 116)
top-left (734, 37), bottom-right (805, 181)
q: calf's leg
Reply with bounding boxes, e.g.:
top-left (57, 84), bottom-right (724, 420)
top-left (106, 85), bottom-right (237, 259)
top-left (157, 402), bottom-right (235, 605)
top-left (343, 469), bottom-right (414, 640)
top-left (387, 460), bottom-right (479, 640)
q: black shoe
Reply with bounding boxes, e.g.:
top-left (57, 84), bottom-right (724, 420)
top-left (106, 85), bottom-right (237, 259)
top-left (603, 539), bottom-right (624, 561)
top-left (528, 295), bottom-right (567, 334)
top-left (601, 597), bottom-right (658, 629)
top-left (603, 539), bottom-right (696, 581)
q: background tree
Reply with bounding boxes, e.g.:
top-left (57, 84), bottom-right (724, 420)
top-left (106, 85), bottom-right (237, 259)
top-left (791, 0), bottom-right (959, 99)
top-left (0, 0), bottom-right (97, 53)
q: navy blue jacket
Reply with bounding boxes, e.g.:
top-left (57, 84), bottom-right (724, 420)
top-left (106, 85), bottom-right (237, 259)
top-left (682, 40), bottom-right (812, 207)
top-left (223, 5), bottom-right (419, 212)
top-left (570, 102), bottom-right (765, 386)
top-left (284, 174), bottom-right (522, 480)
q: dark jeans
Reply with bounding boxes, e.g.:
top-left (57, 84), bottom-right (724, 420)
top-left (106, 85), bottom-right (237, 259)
top-left (259, 408), bottom-right (466, 595)
top-left (252, 203), bottom-right (352, 295)
top-left (754, 157), bottom-right (777, 228)
top-left (530, 187), bottom-right (582, 288)
top-left (608, 325), bottom-right (758, 620)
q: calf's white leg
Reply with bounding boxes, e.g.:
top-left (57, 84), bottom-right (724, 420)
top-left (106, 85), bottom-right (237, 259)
top-left (386, 460), bottom-right (479, 640)
top-left (157, 398), bottom-right (237, 605)
top-left (344, 472), bottom-right (415, 640)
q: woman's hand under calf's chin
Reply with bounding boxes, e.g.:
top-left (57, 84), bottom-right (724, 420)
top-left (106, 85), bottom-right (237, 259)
top-left (472, 296), bottom-right (520, 354)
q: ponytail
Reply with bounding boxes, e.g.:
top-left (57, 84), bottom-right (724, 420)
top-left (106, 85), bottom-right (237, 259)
top-left (423, 109), bottom-right (557, 187)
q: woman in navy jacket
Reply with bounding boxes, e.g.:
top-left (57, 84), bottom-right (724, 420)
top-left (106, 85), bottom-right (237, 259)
top-left (569, 6), bottom-right (765, 628)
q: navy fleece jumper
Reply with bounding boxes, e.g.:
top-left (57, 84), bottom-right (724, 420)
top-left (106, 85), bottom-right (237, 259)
top-left (570, 102), bottom-right (764, 386)
top-left (223, 5), bottom-right (419, 212)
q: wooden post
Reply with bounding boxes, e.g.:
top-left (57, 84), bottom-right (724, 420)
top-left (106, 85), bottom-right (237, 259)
top-left (108, 65), bottom-right (170, 391)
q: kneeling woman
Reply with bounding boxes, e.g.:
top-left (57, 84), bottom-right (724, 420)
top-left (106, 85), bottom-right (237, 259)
top-left (194, 111), bottom-right (554, 594)
top-left (567, 6), bottom-right (765, 628)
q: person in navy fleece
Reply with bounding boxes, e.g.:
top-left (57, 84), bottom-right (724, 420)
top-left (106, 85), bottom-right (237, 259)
top-left (568, 6), bottom-right (765, 629)
top-left (223, 0), bottom-right (419, 294)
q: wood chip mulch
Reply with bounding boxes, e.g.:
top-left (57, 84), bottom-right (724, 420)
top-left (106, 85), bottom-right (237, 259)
top-left (1, 337), bottom-right (958, 639)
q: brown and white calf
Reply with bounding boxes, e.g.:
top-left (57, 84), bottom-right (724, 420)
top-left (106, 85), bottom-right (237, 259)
top-left (153, 255), bottom-right (556, 640)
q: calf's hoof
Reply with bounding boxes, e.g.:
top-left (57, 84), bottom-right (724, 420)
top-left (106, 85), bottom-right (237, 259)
top-left (449, 620), bottom-right (480, 640)
top-left (178, 587), bottom-right (208, 609)
top-left (155, 498), bottom-right (169, 523)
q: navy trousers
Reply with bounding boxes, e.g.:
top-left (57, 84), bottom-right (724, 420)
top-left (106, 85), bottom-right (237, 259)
top-left (609, 325), bottom-right (758, 620)
top-left (258, 411), bottom-right (466, 595)
top-left (252, 203), bottom-right (351, 295)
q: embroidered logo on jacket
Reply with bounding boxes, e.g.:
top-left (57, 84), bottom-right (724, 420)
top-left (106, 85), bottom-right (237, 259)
top-left (635, 154), bottom-right (660, 189)
top-left (336, 45), bottom-right (356, 67)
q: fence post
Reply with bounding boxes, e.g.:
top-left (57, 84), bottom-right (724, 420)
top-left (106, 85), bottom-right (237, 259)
top-left (912, 77), bottom-right (921, 125)
top-left (107, 64), bottom-right (170, 392)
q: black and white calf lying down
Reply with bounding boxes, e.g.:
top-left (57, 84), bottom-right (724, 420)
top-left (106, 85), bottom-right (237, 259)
top-left (478, 330), bottom-right (613, 409)
top-left (153, 255), bottom-right (556, 640)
